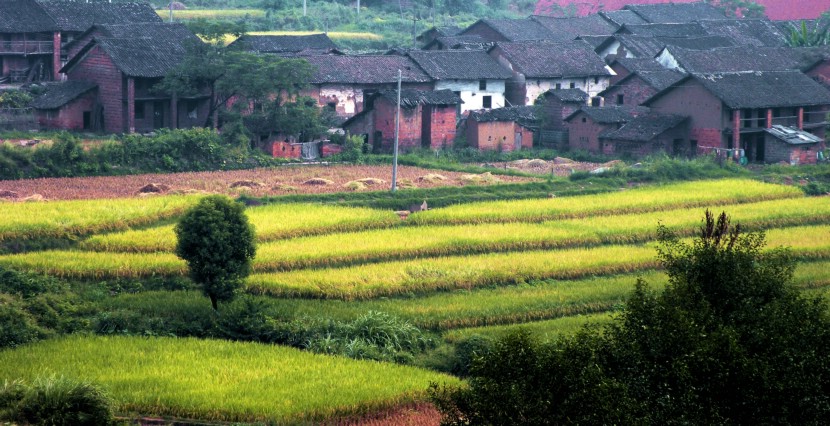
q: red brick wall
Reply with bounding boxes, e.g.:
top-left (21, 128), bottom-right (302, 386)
top-left (426, 105), bottom-right (457, 149)
top-left (67, 45), bottom-right (124, 133)
top-left (468, 120), bottom-right (533, 151)
top-left (35, 89), bottom-right (97, 130)
top-left (270, 141), bottom-right (302, 158)
top-left (649, 79), bottom-right (725, 149)
top-left (602, 76), bottom-right (657, 107)
top-left (373, 99), bottom-right (422, 151)
top-left (567, 112), bottom-right (613, 153)
top-left (764, 136), bottom-right (821, 165)
top-left (609, 62), bottom-right (631, 85)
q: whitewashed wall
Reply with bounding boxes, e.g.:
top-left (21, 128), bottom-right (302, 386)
top-left (434, 79), bottom-right (506, 113)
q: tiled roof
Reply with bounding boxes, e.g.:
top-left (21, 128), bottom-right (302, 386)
top-left (408, 50), bottom-right (512, 80)
top-left (613, 57), bottom-right (667, 73)
top-left (304, 55), bottom-right (431, 84)
top-left (493, 40), bottom-right (611, 79)
top-left (375, 89), bottom-right (462, 108)
top-left (40, 1), bottom-right (161, 32)
top-left (666, 46), bottom-right (803, 73)
top-left (568, 105), bottom-right (648, 123)
top-left (616, 34), bottom-right (734, 58)
top-left (650, 71), bottom-right (830, 109)
top-left (618, 23), bottom-right (707, 38)
top-left (637, 69), bottom-right (687, 91)
top-left (228, 34), bottom-right (337, 53)
top-left (697, 19), bottom-right (788, 47)
top-left (0, 0), bottom-right (57, 32)
top-left (543, 88), bottom-right (589, 102)
top-left (600, 10), bottom-right (648, 27)
top-left (531, 14), bottom-right (618, 41)
top-left (468, 105), bottom-right (537, 123)
top-left (577, 35), bottom-right (613, 49)
top-left (461, 18), bottom-right (557, 42)
top-left (536, 0), bottom-right (827, 21)
top-left (425, 35), bottom-right (491, 50)
top-left (29, 80), bottom-right (96, 109)
top-left (600, 112), bottom-right (687, 141)
top-left (623, 2), bottom-right (728, 23)
top-left (94, 37), bottom-right (187, 78)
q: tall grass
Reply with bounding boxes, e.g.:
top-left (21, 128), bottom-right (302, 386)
top-left (0, 336), bottom-right (460, 423)
top-left (407, 179), bottom-right (801, 225)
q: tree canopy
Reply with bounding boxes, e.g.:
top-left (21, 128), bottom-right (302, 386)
top-left (174, 196), bottom-right (256, 311)
top-left (432, 210), bottom-right (830, 425)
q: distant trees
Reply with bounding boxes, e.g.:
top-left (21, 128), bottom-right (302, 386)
top-left (432, 210), bottom-right (830, 425)
top-left (175, 196), bottom-right (256, 311)
top-left (708, 0), bottom-right (765, 18)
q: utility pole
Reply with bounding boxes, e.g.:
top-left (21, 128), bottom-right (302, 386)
top-left (411, 15), bottom-right (420, 46)
top-left (357, 0), bottom-right (360, 16)
top-left (168, 1), bottom-right (173, 22)
top-left (391, 69), bottom-right (401, 192)
top-left (303, 0), bottom-right (307, 16)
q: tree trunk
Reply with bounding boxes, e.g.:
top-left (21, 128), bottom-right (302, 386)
top-left (210, 294), bottom-right (218, 311)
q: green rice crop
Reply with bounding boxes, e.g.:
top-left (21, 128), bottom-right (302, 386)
top-left (157, 9), bottom-right (266, 20)
top-left (0, 250), bottom-right (185, 279)
top-left (80, 203), bottom-right (399, 253)
top-left (0, 335), bottom-right (460, 423)
top-left (0, 195), bottom-right (198, 243)
top-left (407, 179), bottom-right (801, 225)
top-left (442, 313), bottom-right (615, 343)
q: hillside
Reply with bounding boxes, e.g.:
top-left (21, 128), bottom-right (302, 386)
top-left (534, 0), bottom-right (829, 20)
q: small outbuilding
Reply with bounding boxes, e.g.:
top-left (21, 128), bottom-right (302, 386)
top-left (599, 113), bottom-right (689, 158)
top-left (466, 106), bottom-right (536, 152)
top-left (763, 125), bottom-right (825, 165)
top-left (30, 80), bottom-right (99, 130)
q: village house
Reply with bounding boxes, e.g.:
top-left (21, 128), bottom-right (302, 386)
top-left (644, 71), bottom-right (830, 163)
top-left (30, 80), bottom-right (97, 130)
top-left (565, 105), bottom-right (648, 153)
top-left (597, 9), bottom-right (648, 27)
top-left (621, 2), bottom-right (728, 23)
top-left (458, 18), bottom-right (557, 43)
top-left (465, 106), bottom-right (536, 152)
top-left (530, 14), bottom-right (619, 41)
top-left (695, 19), bottom-right (788, 47)
top-left (416, 26), bottom-right (463, 47)
top-left (406, 50), bottom-right (512, 113)
top-left (600, 67), bottom-right (686, 107)
top-left (763, 124), bottom-right (825, 165)
top-left (489, 40), bottom-right (613, 105)
top-left (301, 55), bottom-right (432, 118)
top-left (535, 88), bottom-right (589, 149)
top-left (227, 34), bottom-right (338, 55)
top-left (423, 35), bottom-right (490, 51)
top-left (57, 23), bottom-right (210, 133)
top-left (341, 89), bottom-right (461, 152)
top-left (0, 0), bottom-right (160, 83)
top-left (599, 112), bottom-right (689, 158)
top-left (608, 57), bottom-right (667, 83)
top-left (596, 33), bottom-right (734, 61)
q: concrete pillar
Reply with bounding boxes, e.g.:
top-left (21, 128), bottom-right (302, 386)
top-left (766, 108), bottom-right (772, 129)
top-left (171, 92), bottom-right (178, 129)
top-left (797, 107), bottom-right (804, 129)
top-left (732, 109), bottom-right (740, 148)
top-left (127, 77), bottom-right (135, 133)
top-left (52, 32), bottom-right (61, 81)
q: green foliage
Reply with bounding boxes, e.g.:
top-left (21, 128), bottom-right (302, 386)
top-left (432, 211), bottom-right (830, 424)
top-left (0, 294), bottom-right (50, 349)
top-left (0, 376), bottom-right (112, 426)
top-left (0, 90), bottom-right (33, 108)
top-left (708, 0), bottom-right (766, 18)
top-left (175, 196), bottom-right (257, 310)
top-left (787, 20), bottom-right (830, 47)
top-left (338, 134), bottom-right (366, 163)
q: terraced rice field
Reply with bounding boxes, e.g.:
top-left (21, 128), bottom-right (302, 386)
top-left (1, 177), bottom-right (828, 422)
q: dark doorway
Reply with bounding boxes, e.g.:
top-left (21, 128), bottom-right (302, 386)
top-left (83, 111), bottom-right (91, 130)
top-left (153, 101), bottom-right (164, 129)
top-left (372, 130), bottom-right (383, 153)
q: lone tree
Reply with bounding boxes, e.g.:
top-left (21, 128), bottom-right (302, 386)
top-left (175, 196), bottom-right (256, 311)
top-left (432, 210), bottom-right (830, 424)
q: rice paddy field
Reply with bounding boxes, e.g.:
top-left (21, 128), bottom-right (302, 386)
top-left (1, 176), bottom-right (828, 423)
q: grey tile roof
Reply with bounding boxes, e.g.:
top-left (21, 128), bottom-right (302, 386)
top-left (667, 46), bottom-right (803, 73)
top-left (468, 105), bottom-right (537, 123)
top-left (600, 113), bottom-right (687, 141)
top-left (650, 71), bottom-right (830, 109)
top-left (376, 89), bottom-right (462, 108)
top-left (493, 40), bottom-right (611, 79)
top-left (0, 0), bottom-right (57, 32)
top-left (461, 18), bottom-right (557, 42)
top-left (697, 19), bottom-right (788, 47)
top-left (618, 23), bottom-right (708, 38)
top-left (425, 35), bottom-right (491, 50)
top-left (624, 2), bottom-right (728, 24)
top-left (577, 35), bottom-right (613, 49)
top-left (531, 14), bottom-right (618, 41)
top-left (408, 50), bottom-right (512, 80)
top-left (304, 55), bottom-right (431, 84)
top-left (95, 37), bottom-right (187, 78)
top-left (30, 80), bottom-right (96, 109)
top-left (39, 1), bottom-right (161, 32)
top-left (568, 105), bottom-right (649, 123)
top-left (543, 88), bottom-right (589, 103)
top-left (599, 10), bottom-right (648, 27)
top-left (613, 57), bottom-right (667, 73)
top-left (228, 34), bottom-right (337, 53)
top-left (637, 69), bottom-right (688, 91)
top-left (616, 34), bottom-right (734, 58)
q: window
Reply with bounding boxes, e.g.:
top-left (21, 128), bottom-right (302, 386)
top-left (616, 94), bottom-right (624, 105)
top-left (591, 97), bottom-right (601, 107)
top-left (187, 101), bottom-right (198, 119)
top-left (555, 83), bottom-right (561, 90)
top-left (569, 82), bottom-right (576, 89)
top-left (482, 96), bottom-right (492, 109)
top-left (594, 76), bottom-right (599, 84)
top-left (134, 101), bottom-right (144, 119)
top-left (479, 79), bottom-right (487, 90)
top-left (581, 117), bottom-right (587, 123)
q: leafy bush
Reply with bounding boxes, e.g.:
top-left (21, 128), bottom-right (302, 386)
top-left (0, 295), bottom-right (50, 349)
top-left (0, 375), bottom-right (112, 426)
top-left (0, 90), bottom-right (33, 108)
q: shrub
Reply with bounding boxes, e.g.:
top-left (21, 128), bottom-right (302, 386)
top-left (0, 376), bottom-right (112, 426)
top-left (0, 295), bottom-right (49, 349)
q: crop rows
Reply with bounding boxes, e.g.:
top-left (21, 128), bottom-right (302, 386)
top-left (407, 179), bottom-right (801, 225)
top-left (80, 203), bottom-right (399, 252)
top-left (157, 9), bottom-right (267, 19)
top-left (0, 335), bottom-right (459, 423)
top-left (0, 195), bottom-right (197, 242)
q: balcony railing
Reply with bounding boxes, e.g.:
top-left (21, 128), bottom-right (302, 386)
top-left (0, 41), bottom-right (53, 55)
